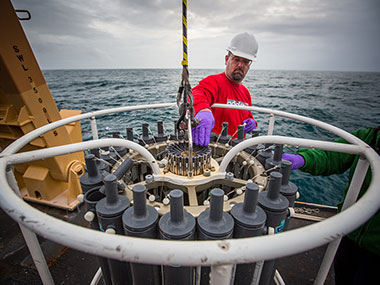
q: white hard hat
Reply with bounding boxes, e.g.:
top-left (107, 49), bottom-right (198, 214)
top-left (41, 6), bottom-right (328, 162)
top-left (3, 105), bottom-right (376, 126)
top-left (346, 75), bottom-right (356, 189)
top-left (227, 32), bottom-right (258, 61)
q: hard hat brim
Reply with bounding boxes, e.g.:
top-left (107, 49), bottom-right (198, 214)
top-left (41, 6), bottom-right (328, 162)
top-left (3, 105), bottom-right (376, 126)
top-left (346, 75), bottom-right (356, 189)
top-left (227, 48), bottom-right (257, 62)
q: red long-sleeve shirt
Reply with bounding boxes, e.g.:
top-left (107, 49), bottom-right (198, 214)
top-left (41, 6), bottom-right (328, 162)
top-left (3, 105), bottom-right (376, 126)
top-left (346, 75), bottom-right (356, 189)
top-left (192, 72), bottom-right (256, 137)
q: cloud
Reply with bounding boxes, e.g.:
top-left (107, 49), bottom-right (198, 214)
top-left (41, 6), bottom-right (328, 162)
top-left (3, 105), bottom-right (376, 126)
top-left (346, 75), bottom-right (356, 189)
top-left (10, 0), bottom-right (380, 71)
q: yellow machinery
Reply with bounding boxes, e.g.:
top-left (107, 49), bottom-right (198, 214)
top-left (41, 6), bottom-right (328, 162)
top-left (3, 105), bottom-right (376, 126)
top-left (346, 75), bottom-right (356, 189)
top-left (0, 0), bottom-right (85, 210)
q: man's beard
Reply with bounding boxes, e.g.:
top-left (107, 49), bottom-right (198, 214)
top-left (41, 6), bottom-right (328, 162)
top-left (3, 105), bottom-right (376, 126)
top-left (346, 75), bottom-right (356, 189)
top-left (231, 69), bottom-right (244, 82)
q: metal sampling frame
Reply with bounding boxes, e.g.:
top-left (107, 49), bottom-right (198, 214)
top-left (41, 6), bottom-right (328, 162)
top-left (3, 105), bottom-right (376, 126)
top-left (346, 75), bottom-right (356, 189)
top-left (1, 103), bottom-right (379, 285)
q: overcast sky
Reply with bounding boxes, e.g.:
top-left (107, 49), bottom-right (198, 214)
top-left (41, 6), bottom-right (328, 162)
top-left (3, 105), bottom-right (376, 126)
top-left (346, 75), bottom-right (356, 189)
top-left (11, 0), bottom-right (380, 72)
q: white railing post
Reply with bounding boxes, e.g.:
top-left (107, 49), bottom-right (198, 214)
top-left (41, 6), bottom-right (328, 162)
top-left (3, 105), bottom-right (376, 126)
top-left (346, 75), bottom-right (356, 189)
top-left (90, 116), bottom-right (99, 140)
top-left (6, 166), bottom-right (54, 285)
top-left (210, 264), bottom-right (234, 285)
top-left (267, 113), bottom-right (275, 135)
top-left (314, 156), bottom-right (370, 285)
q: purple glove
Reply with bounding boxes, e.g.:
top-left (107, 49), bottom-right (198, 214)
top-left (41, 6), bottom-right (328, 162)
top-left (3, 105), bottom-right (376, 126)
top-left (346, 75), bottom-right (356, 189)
top-left (282, 153), bottom-right (305, 170)
top-left (243, 118), bottom-right (257, 133)
top-left (192, 110), bottom-right (215, 146)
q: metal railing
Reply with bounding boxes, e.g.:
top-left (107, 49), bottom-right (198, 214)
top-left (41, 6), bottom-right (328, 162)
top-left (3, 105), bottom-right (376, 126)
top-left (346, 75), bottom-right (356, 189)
top-left (1, 102), bottom-right (379, 285)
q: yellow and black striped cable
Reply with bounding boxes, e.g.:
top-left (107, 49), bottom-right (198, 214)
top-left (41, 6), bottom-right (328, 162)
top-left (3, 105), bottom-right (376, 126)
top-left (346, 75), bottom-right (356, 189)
top-left (182, 0), bottom-right (188, 67)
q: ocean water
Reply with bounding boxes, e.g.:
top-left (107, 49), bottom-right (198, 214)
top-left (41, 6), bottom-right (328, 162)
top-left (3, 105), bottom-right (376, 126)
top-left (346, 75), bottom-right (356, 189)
top-left (43, 69), bottom-right (380, 206)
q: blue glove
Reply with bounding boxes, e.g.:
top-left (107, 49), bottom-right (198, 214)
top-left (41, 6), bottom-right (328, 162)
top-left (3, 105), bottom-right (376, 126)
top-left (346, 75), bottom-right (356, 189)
top-left (192, 110), bottom-right (215, 146)
top-left (243, 118), bottom-right (257, 133)
top-left (282, 153), bottom-right (305, 170)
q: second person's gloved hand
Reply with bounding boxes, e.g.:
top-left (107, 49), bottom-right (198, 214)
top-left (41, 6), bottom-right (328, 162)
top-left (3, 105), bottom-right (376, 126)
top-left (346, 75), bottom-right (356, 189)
top-left (282, 153), bottom-right (305, 170)
top-left (243, 118), bottom-right (257, 133)
top-left (192, 110), bottom-right (215, 146)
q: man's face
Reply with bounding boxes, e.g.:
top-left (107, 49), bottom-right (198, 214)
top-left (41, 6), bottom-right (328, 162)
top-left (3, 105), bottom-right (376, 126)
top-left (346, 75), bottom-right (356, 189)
top-left (225, 53), bottom-right (252, 84)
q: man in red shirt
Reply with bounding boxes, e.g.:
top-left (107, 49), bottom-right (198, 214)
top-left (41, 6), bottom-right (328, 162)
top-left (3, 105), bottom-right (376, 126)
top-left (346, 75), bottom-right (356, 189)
top-left (192, 32), bottom-right (258, 146)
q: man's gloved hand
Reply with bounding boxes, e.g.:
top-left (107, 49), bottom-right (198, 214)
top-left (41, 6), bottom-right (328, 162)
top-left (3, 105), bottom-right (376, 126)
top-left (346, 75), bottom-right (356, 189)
top-left (192, 110), bottom-right (215, 146)
top-left (282, 153), bottom-right (305, 170)
top-left (243, 118), bottom-right (257, 133)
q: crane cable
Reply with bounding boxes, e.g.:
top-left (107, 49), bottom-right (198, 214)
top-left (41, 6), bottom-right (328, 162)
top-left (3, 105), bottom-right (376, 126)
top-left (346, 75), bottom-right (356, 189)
top-left (176, 0), bottom-right (196, 132)
top-left (175, 0), bottom-right (198, 177)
